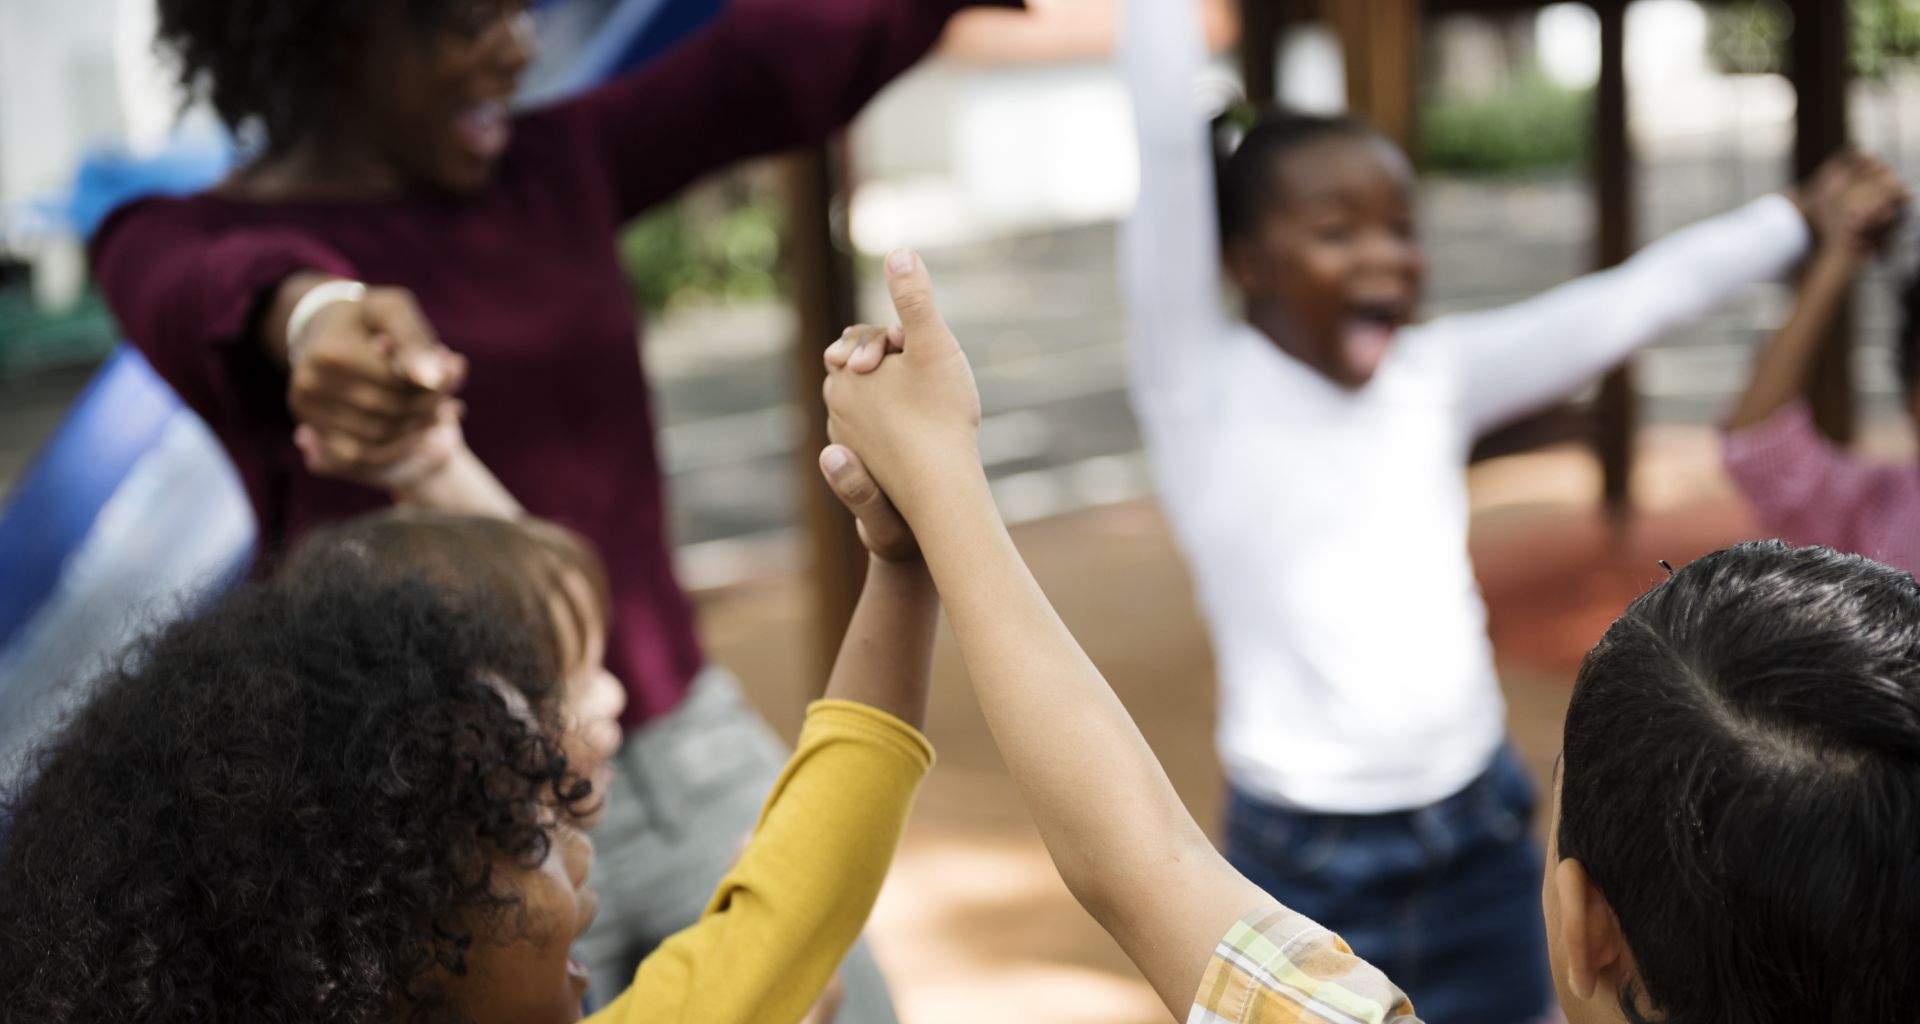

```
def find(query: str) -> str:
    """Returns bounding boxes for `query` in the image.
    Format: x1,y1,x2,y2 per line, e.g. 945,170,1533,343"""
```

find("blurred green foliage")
1709,0,1920,79
0,286,116,376
1419,74,1593,175
618,181,786,313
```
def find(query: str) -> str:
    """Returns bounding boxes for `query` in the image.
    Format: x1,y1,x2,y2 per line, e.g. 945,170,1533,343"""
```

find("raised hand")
1729,151,1905,431
820,250,983,515
284,280,468,486
824,323,904,375
1799,150,1909,255
820,444,919,562
295,396,465,491
1834,156,1908,253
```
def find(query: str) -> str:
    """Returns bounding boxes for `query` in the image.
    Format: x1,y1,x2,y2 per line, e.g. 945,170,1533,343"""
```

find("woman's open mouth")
454,99,512,160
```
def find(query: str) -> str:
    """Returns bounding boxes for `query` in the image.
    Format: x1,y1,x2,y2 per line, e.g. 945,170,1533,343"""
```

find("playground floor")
702,424,1883,1024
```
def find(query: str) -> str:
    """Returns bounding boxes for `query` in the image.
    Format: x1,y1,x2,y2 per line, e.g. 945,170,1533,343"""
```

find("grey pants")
576,668,898,1022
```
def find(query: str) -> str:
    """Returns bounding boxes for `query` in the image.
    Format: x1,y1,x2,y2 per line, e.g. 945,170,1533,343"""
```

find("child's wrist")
893,447,989,514
867,554,934,590
1812,239,1866,274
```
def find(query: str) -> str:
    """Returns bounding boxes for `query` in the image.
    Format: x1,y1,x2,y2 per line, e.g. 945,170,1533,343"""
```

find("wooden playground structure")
783,0,1861,678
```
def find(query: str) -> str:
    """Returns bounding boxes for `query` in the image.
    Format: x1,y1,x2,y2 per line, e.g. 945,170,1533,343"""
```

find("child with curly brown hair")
0,447,939,1024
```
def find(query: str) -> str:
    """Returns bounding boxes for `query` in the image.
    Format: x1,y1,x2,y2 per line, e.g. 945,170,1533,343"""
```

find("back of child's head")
1559,541,1920,1022
1210,106,1380,246
283,509,610,693
0,561,589,1022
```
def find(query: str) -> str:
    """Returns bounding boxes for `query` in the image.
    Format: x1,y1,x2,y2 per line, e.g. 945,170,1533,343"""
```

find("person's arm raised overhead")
590,431,937,1024
1441,154,1856,439
1120,0,1232,408
1728,153,1909,430
560,0,1023,223
821,252,1271,1018
1720,155,1909,545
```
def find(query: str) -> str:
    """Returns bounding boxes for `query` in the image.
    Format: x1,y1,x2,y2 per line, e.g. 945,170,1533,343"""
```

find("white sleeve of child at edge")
1120,0,1229,413
1441,192,1811,438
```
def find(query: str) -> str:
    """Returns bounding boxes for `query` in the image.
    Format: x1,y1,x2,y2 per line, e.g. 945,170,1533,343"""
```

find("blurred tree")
619,169,787,313
1710,0,1920,79
1419,73,1592,175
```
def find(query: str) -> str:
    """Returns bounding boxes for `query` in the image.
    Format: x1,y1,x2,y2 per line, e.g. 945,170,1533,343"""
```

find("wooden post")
1330,0,1422,152
1787,0,1854,443
1239,0,1285,105
783,143,868,687
1592,0,1635,515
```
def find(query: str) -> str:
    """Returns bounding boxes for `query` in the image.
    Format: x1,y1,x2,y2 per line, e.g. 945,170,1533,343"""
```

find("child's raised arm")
1728,152,1909,430
1442,166,1827,439
816,435,939,730
591,436,939,1024
295,396,524,519
822,252,1271,1017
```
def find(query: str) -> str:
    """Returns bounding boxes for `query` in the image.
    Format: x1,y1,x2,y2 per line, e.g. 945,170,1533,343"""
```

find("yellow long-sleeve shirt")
585,699,934,1024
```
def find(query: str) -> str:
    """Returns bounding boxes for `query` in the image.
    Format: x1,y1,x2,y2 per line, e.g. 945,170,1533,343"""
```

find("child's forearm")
603,702,931,1024
393,446,524,519
821,557,939,730
897,460,1264,1013
911,469,1209,882
1728,243,1864,430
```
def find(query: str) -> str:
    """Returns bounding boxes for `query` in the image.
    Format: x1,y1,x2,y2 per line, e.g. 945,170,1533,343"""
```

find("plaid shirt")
1188,907,1421,1024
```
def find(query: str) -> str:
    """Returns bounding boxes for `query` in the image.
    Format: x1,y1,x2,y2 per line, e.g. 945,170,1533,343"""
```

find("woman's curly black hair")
154,0,467,153
0,560,591,1023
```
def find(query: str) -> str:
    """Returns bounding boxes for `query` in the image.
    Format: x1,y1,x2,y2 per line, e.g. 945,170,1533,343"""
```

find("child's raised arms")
821,251,1273,1017
1728,151,1910,431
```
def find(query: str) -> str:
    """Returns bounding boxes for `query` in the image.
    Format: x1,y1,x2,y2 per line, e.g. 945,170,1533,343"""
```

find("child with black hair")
823,246,1920,1024
1723,152,1918,571
0,449,938,1024
1118,2,1861,1019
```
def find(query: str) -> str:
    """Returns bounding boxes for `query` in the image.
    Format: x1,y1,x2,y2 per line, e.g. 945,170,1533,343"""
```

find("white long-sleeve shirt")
1121,0,1812,813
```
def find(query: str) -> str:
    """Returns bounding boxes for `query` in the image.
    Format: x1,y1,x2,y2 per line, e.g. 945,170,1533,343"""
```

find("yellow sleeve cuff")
801,698,936,773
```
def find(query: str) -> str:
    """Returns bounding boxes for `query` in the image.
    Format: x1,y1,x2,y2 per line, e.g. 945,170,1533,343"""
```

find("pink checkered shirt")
1724,401,1920,574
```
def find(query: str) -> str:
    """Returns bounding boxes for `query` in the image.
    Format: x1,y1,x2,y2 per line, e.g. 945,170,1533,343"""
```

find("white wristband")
285,279,368,365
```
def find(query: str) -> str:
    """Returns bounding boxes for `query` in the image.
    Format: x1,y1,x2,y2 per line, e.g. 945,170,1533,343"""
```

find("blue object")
67,140,232,240
525,0,725,102
0,348,187,650
0,349,254,770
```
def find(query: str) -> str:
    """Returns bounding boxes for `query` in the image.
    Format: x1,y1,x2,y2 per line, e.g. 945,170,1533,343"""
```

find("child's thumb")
820,445,884,516
884,249,958,356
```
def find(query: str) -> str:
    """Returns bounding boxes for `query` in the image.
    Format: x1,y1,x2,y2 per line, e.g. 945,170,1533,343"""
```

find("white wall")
0,0,134,208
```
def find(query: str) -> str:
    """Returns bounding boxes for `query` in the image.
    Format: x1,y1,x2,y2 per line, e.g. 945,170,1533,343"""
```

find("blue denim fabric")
1224,746,1555,1024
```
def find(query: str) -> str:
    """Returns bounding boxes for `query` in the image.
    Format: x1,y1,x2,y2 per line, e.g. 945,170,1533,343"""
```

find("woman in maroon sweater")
93,0,1012,1012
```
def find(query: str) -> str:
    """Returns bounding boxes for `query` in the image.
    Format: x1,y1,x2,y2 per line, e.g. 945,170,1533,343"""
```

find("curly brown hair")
0,560,591,1022
282,510,611,690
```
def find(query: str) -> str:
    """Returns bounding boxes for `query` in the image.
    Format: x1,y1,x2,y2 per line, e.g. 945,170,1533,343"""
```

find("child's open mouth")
1339,301,1407,382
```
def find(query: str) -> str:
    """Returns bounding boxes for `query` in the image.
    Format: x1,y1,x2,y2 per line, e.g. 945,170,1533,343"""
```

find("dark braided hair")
154,0,472,153
1209,104,1377,246
0,561,591,1023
